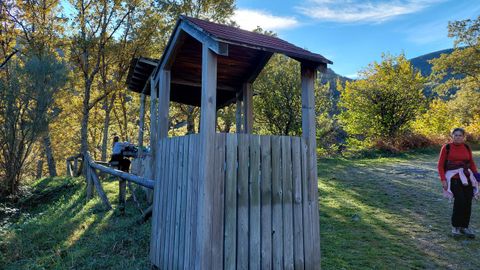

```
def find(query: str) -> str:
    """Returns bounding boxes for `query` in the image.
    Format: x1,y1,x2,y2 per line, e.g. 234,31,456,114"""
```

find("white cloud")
232,9,300,31
296,0,445,23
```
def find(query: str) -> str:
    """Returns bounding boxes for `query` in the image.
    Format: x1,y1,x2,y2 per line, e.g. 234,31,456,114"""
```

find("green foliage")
339,54,426,143
412,99,461,141
0,54,67,195
253,55,334,139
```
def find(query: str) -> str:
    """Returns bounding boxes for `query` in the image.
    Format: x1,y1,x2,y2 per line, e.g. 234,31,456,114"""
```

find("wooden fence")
151,133,319,269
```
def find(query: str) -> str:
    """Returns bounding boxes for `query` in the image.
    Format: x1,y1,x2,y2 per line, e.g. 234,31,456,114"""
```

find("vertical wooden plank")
212,134,226,270
168,138,180,269
196,44,218,270
224,134,238,270
292,137,305,270
179,136,190,270
282,137,294,270
242,83,253,134
189,135,201,270
183,135,195,269
157,139,169,266
172,138,185,268
237,133,249,270
271,136,283,270
301,64,320,269
163,138,177,269
260,136,272,270
301,138,313,270
152,139,165,266
249,135,261,269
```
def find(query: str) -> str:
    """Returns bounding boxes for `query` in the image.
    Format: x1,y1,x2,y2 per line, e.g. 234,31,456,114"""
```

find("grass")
0,177,151,270
1,147,480,269
319,147,480,269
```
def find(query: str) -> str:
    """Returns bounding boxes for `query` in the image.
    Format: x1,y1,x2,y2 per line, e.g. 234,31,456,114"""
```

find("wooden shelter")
127,15,332,270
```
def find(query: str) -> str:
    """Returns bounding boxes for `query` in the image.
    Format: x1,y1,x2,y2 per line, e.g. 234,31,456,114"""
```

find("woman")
437,128,477,238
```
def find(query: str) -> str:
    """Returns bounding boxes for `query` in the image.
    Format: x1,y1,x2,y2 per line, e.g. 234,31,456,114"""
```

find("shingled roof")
181,16,332,65
127,16,332,108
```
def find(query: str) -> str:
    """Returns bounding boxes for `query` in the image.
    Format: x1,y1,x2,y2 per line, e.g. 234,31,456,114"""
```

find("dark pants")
451,178,474,228
110,154,131,172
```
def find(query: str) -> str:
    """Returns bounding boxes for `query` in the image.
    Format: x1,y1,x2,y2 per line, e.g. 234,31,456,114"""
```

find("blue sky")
232,0,480,78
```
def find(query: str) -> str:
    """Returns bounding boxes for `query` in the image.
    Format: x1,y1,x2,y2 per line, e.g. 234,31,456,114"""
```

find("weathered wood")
301,64,321,269
119,178,127,213
178,136,190,270
66,160,73,177
242,83,253,133
196,44,218,270
137,92,146,151
188,135,201,269
212,134,226,270
36,160,43,179
158,69,171,139
271,136,283,269
164,138,178,269
282,136,294,270
89,167,112,210
237,134,249,270
86,160,94,201
156,139,170,266
235,93,242,133
292,137,305,270
73,158,78,176
172,138,185,269
260,136,272,270
89,162,154,189
249,135,261,269
224,134,238,270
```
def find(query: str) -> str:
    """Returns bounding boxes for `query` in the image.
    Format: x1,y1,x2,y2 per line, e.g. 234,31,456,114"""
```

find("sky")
232,0,480,78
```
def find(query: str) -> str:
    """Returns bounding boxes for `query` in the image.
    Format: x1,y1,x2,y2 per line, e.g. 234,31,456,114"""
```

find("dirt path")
319,151,480,270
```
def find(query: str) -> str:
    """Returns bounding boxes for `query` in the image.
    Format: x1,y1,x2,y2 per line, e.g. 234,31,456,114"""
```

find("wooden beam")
171,78,236,92
301,63,321,269
196,44,217,270
89,162,155,189
159,25,188,71
246,51,273,83
242,83,253,133
180,20,229,56
150,77,158,150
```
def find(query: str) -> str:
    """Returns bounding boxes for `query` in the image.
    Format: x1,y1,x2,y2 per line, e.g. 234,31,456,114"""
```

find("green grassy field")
1,148,479,269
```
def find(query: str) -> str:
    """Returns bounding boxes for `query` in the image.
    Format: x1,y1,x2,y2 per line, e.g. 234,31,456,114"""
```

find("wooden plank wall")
151,133,318,270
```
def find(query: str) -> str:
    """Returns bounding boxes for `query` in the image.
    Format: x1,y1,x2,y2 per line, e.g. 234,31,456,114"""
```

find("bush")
373,133,435,152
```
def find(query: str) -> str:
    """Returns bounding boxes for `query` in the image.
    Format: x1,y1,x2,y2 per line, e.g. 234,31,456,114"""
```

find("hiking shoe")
460,227,476,239
452,227,462,237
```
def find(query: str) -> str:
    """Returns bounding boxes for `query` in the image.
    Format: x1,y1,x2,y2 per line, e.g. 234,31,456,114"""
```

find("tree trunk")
101,95,115,161
80,79,92,175
43,129,57,177
186,106,196,134
36,160,43,179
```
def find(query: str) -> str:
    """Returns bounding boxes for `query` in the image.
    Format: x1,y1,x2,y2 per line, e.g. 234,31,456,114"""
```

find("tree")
0,54,66,195
254,55,333,137
338,54,426,143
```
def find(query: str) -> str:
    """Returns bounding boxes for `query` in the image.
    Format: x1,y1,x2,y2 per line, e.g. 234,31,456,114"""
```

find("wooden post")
36,160,43,179
119,178,126,213
242,83,253,133
73,158,78,176
150,76,159,152
196,44,217,270
235,92,243,133
301,63,321,269
137,91,146,153
157,69,171,139
66,160,72,177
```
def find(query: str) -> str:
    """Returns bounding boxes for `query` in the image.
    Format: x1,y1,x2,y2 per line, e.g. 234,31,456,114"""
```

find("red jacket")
437,143,478,182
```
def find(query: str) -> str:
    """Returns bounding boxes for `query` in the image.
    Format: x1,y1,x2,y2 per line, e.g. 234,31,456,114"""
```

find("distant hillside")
409,48,454,76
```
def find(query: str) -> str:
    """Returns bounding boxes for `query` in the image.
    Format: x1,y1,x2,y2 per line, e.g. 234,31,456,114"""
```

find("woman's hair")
451,127,466,136
113,135,120,143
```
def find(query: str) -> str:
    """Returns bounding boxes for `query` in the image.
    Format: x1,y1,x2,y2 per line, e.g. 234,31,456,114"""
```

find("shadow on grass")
318,154,480,270
0,177,151,270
